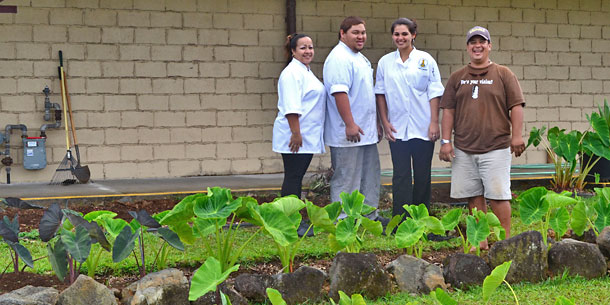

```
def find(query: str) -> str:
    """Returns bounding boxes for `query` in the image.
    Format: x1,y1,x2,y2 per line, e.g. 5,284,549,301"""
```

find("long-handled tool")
63,56,90,183
50,51,78,185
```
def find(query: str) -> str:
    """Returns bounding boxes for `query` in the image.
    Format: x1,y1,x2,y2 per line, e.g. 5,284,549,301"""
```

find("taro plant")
112,209,184,277
160,187,262,273
467,208,505,256
188,256,239,302
393,204,445,258
571,187,610,237
0,215,34,273
517,187,577,246
82,210,129,277
583,99,610,164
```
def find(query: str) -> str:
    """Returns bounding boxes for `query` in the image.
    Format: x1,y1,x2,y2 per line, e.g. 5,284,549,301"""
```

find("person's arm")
439,108,455,162
333,92,363,143
510,104,525,157
375,94,396,142
285,113,302,153
428,97,440,142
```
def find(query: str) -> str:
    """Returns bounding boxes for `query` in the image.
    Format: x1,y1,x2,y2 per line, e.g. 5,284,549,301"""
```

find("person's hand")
289,132,303,153
428,123,440,142
346,123,364,143
511,135,525,157
382,122,397,142
439,143,455,162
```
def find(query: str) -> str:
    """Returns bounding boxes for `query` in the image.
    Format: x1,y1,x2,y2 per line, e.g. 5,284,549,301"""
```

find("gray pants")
330,144,381,220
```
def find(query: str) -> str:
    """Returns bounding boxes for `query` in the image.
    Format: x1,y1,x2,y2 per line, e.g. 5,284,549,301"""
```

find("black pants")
389,138,434,216
281,153,313,197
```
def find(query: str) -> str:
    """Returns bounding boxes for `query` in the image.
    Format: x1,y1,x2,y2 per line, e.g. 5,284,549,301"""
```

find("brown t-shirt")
440,63,525,154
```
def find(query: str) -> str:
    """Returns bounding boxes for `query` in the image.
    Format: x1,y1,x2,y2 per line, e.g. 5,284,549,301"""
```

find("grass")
1,197,609,304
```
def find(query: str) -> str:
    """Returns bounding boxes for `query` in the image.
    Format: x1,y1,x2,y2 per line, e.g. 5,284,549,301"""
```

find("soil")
0,191,454,295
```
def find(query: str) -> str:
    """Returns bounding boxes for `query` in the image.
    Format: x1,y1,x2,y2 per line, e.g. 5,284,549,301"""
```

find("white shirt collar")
291,57,310,71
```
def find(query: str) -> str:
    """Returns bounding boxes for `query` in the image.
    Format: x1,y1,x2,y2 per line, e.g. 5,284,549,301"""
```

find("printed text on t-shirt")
460,79,494,85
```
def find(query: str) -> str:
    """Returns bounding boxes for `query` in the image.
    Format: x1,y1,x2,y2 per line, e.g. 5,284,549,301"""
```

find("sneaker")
297,220,314,237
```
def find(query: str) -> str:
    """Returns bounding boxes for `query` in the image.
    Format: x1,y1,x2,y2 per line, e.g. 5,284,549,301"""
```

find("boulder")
58,275,117,305
328,252,391,301
121,268,189,305
572,228,597,244
386,255,446,295
0,285,59,305
233,273,274,303
191,283,248,305
488,230,548,283
272,266,327,305
548,239,607,279
442,253,490,289
596,226,610,258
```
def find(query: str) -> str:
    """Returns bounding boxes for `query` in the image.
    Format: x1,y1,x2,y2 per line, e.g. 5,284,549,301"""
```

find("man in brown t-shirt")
439,26,525,244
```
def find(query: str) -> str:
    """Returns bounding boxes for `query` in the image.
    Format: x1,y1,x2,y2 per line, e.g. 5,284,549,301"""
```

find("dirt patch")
0,272,69,294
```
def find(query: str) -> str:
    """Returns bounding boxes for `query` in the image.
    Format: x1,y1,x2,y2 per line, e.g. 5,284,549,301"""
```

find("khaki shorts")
450,147,512,200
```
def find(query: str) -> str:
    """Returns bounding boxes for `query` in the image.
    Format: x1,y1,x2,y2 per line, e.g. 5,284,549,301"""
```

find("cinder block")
581,81,603,94
558,53,580,66
154,144,186,159
154,112,186,127
202,127,232,142
570,66,592,80
118,11,150,27
229,30,259,46
559,107,582,121
535,51,558,64
217,143,247,159
548,94,571,107
217,111,246,126
316,1,342,16
499,8,523,22
186,144,216,159
244,14,274,30
15,7,49,24
169,94,200,110
537,80,559,93
16,43,50,59
200,94,233,110
167,29,197,44
120,79,152,94
216,78,245,94
372,3,398,18
170,127,203,143
231,159,262,173
259,30,285,47
213,13,243,29
184,78,215,94
536,107,559,121
0,79,17,94
134,0,164,11
88,112,121,127
524,66,546,79
152,79,184,94
246,79,275,93
151,12,182,27
87,45,119,60
474,7,499,21
591,12,610,26
69,27,101,43
121,111,154,128
184,12,213,28
570,39,591,52
166,0,197,12
104,162,139,179
246,142,273,158
247,110,276,125
259,62,284,78
87,78,119,93
33,26,64,42
244,47,274,62
523,94,549,107
168,62,198,77
572,94,595,107
559,81,581,93
105,95,137,111
186,111,216,126
568,11,591,25
438,50,463,64
50,8,83,25
512,23,534,36
232,126,263,142
67,0,98,8
120,45,151,60
74,129,104,145
135,28,166,44
546,66,569,80
137,160,169,178
152,46,182,61
1,95,35,111
138,128,170,144
69,61,102,77
438,21,464,35
87,146,120,162
231,94,262,110
184,46,213,61
523,9,545,23
261,158,283,174
581,26,601,39
121,145,153,161
592,39,610,52
102,28,134,43
104,128,138,144
84,9,117,26
18,78,52,94
343,1,371,17
547,10,568,23
229,62,258,78
135,62,167,77
102,62,134,77
0,43,15,59
512,51,535,65
201,159,231,175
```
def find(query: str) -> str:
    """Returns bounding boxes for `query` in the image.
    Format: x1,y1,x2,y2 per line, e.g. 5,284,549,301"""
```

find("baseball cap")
466,26,491,43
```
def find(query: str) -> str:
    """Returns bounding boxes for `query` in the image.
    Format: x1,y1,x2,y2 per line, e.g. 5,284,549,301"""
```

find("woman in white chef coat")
375,18,445,217
272,33,326,201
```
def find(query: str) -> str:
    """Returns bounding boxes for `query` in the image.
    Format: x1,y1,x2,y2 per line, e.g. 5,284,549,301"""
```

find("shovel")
61,51,90,183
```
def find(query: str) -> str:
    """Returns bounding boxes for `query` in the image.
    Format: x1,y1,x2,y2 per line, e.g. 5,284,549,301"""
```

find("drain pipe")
286,0,296,35
2,124,27,184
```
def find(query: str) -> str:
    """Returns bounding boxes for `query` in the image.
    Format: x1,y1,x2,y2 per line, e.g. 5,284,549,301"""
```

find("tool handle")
59,66,70,151
59,50,63,67
63,69,78,145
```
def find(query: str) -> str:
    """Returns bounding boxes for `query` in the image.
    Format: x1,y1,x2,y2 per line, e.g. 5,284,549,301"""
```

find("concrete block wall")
0,0,608,182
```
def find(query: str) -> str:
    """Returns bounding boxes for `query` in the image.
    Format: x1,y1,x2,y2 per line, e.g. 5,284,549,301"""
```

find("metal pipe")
2,124,27,184
40,103,62,137
286,0,296,35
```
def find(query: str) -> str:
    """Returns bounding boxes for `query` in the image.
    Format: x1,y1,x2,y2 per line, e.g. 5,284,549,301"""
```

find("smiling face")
467,36,492,67
292,36,314,67
392,24,415,51
340,23,367,53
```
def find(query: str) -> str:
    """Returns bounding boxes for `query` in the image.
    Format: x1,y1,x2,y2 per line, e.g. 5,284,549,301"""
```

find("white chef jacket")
323,41,377,147
374,48,445,141
272,58,326,154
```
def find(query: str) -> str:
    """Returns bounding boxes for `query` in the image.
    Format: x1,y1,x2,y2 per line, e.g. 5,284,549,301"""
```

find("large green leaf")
422,216,445,235
544,192,577,209
549,207,570,239
273,196,305,218
570,201,589,236
593,199,610,233
83,211,117,223
193,218,217,238
266,288,287,305
595,187,610,204
306,201,335,234
188,257,239,301
324,201,343,222
385,215,403,237
430,287,457,305
10,242,34,269
170,221,197,245
441,209,462,231
340,190,364,218
39,203,64,242
482,261,512,303
104,218,129,239
466,215,490,248
194,188,242,220
583,133,610,160
0,218,18,243
250,203,297,247
112,225,138,263
486,212,506,240
128,210,161,228
558,130,581,162
404,204,429,222
160,193,198,225
158,227,185,251
360,204,376,217
233,196,258,224
47,239,68,281
526,126,545,148
61,226,92,264
335,217,358,248
360,217,383,236
395,218,425,248
589,112,610,147
518,187,549,225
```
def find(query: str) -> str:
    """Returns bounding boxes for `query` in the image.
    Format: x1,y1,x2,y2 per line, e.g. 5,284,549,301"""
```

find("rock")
386,255,446,295
233,273,274,303
488,230,548,283
191,283,248,305
58,275,117,305
272,266,327,305
328,252,391,301
121,268,189,305
0,285,59,305
442,253,490,289
548,239,607,279
572,228,597,244
596,226,610,258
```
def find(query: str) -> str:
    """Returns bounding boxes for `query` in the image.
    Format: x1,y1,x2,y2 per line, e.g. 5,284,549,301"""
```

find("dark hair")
284,33,310,63
338,16,365,39
390,18,417,43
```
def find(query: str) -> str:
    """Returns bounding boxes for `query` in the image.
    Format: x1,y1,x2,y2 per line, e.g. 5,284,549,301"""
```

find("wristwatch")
440,139,451,145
